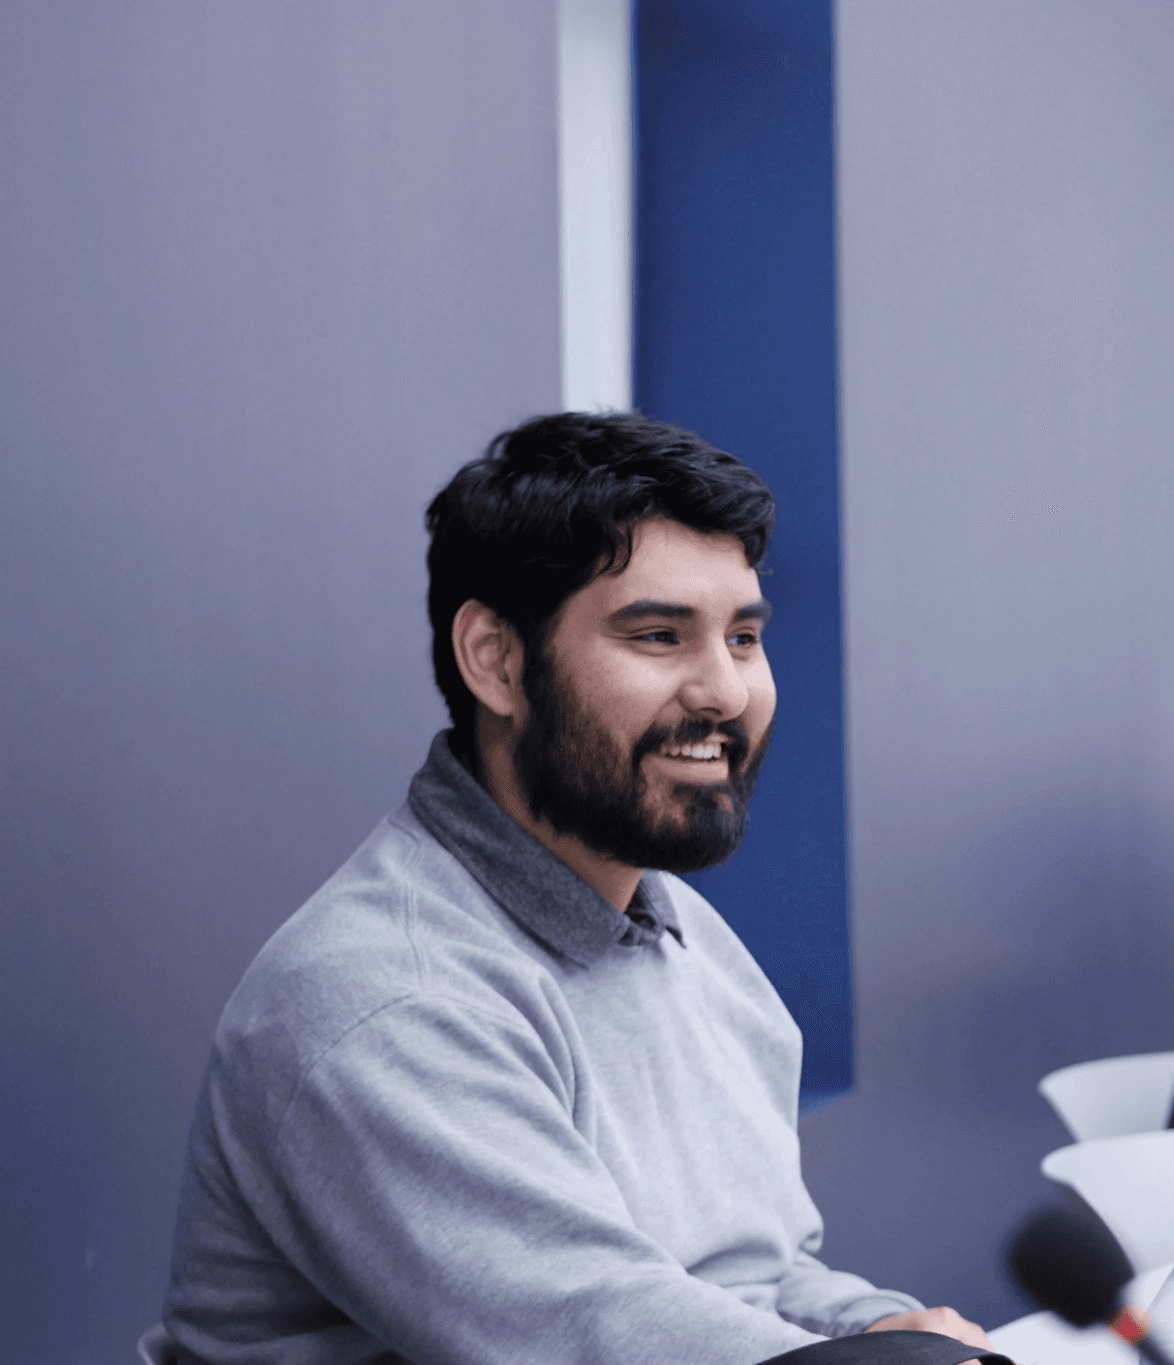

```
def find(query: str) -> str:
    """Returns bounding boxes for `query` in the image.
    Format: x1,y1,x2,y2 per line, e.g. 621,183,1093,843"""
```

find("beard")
510,644,775,875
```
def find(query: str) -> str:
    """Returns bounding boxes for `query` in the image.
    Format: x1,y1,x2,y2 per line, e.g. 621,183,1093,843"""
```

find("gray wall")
0,4,559,1360
799,0,1174,1329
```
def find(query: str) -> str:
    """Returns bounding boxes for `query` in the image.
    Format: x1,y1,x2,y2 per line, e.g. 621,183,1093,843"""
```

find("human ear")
450,599,525,720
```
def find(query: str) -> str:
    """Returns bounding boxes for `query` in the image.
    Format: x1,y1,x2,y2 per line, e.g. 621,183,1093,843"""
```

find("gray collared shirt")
408,729,684,966
164,731,924,1365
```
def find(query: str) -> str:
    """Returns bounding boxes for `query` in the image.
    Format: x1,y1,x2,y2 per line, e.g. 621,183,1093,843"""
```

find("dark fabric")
756,1330,1013,1365
407,729,684,965
170,1331,1004,1365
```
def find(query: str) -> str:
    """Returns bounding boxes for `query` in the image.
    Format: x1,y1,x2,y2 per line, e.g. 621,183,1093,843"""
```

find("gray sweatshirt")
164,731,923,1364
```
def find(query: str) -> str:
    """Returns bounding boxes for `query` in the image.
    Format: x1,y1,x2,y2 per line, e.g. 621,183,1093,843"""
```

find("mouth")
656,741,727,764
648,740,732,783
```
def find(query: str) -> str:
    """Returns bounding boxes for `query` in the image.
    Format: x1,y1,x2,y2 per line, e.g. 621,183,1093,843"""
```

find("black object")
1007,1196,1174,1365
1006,1196,1134,1327
755,1330,1012,1364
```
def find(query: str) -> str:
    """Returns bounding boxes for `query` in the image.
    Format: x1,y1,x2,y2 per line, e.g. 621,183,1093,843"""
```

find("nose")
677,635,750,719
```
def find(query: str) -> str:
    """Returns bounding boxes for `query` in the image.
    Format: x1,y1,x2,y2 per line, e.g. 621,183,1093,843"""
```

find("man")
164,413,993,1364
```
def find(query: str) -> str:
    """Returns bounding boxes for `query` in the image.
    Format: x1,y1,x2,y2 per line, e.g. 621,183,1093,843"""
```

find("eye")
729,631,760,648
635,629,678,644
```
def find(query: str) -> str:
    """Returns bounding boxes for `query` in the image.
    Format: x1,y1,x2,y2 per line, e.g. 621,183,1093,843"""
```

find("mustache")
633,718,751,773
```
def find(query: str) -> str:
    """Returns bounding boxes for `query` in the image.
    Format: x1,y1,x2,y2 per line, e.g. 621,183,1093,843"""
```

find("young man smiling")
163,413,993,1365
455,514,777,912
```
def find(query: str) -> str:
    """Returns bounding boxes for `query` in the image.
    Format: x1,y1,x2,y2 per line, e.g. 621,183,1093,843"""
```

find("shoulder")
652,871,760,969
214,805,565,1100
652,872,803,1044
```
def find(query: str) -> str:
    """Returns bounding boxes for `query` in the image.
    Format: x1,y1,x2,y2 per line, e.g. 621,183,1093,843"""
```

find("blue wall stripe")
634,0,851,1101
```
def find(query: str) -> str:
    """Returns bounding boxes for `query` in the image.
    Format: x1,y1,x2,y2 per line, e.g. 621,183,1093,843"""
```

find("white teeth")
662,743,722,760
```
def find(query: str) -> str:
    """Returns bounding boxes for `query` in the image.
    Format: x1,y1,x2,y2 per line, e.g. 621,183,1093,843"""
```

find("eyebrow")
608,597,773,627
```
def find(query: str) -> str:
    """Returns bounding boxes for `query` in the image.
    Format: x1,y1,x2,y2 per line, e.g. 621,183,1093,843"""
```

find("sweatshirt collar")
408,731,684,968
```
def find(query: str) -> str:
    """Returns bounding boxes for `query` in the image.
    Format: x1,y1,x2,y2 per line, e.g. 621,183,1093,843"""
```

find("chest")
555,946,814,1271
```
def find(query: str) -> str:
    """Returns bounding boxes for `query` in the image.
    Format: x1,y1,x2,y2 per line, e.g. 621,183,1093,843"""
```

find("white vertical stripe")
557,0,633,412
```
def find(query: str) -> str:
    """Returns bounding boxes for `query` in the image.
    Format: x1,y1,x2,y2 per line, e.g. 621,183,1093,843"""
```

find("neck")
472,719,643,914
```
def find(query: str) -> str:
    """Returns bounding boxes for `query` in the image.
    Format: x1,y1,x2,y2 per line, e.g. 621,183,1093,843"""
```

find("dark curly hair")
425,410,775,756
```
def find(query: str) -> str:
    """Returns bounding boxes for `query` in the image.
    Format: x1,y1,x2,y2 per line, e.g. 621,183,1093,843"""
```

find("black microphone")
1006,1197,1172,1365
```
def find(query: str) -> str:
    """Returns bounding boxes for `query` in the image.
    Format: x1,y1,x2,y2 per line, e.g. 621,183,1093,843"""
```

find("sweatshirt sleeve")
196,991,831,1365
774,1242,926,1337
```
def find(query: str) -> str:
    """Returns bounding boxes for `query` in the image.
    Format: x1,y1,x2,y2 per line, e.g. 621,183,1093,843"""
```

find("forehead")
573,517,760,621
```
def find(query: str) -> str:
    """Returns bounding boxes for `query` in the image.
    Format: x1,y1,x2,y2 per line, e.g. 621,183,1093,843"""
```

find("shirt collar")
408,731,684,968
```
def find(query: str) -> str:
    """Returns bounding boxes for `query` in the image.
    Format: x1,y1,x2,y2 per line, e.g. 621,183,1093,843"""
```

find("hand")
866,1306,996,1363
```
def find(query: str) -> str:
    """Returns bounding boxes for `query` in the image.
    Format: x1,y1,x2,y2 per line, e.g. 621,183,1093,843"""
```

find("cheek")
581,652,670,714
